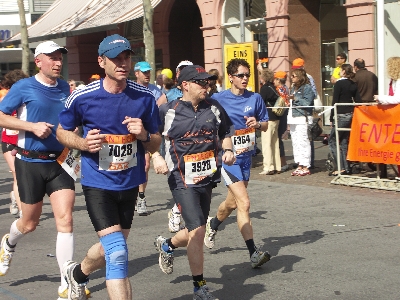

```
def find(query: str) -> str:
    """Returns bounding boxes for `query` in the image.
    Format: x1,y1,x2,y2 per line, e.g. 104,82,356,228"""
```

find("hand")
222,151,236,166
85,129,106,153
153,155,168,174
32,122,54,139
122,116,147,141
243,116,258,129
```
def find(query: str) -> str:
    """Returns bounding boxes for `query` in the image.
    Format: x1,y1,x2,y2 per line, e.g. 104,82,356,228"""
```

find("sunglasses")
232,73,251,79
189,79,209,87
336,57,344,60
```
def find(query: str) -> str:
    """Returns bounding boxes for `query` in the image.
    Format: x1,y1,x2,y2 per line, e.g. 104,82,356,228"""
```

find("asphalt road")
0,139,399,300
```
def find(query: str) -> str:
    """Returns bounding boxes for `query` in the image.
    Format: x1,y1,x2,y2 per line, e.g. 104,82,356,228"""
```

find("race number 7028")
108,144,133,157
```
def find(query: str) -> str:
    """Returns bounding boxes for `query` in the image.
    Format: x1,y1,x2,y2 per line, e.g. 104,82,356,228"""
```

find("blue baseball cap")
98,34,134,58
134,61,152,72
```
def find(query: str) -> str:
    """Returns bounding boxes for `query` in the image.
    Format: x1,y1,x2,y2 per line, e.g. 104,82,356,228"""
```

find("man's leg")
137,152,150,216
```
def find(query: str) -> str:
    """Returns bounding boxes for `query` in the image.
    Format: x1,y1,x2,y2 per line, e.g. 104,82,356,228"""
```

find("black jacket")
260,82,280,121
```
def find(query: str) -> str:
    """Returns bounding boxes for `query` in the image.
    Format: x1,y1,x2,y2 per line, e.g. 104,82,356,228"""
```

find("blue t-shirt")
0,76,70,162
166,87,182,102
147,83,163,101
212,89,269,157
59,79,161,190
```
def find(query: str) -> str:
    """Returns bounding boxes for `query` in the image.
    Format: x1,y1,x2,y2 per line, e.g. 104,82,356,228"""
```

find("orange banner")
348,105,400,164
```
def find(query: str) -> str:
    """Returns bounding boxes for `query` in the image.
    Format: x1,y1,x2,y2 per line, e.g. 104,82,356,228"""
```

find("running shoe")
291,168,302,176
298,169,311,176
62,260,88,300
204,217,217,249
137,197,148,216
154,236,174,275
193,285,219,300
0,234,14,276
168,209,183,233
58,286,91,299
250,248,271,268
9,192,19,215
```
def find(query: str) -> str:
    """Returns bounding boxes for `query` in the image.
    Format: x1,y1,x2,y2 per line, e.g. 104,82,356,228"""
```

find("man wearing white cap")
134,61,167,216
0,40,90,299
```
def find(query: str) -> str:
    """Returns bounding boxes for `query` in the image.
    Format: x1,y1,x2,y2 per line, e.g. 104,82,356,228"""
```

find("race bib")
57,148,80,180
99,134,137,172
5,129,18,136
184,150,217,184
231,128,256,155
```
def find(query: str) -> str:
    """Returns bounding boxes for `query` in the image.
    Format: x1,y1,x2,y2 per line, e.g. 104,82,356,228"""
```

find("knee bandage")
100,231,128,280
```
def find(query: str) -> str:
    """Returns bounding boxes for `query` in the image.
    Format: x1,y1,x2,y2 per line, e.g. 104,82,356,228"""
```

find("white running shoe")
137,197,148,216
0,234,14,276
154,236,174,275
9,192,18,215
62,260,88,300
204,217,217,249
168,209,183,233
58,285,91,299
250,248,271,268
193,285,219,300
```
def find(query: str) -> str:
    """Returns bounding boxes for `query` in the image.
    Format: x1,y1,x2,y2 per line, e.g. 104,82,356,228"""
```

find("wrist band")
224,149,233,153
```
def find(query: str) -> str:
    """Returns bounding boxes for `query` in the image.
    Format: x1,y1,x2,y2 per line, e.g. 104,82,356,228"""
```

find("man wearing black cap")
154,65,235,300
0,40,90,299
56,34,161,300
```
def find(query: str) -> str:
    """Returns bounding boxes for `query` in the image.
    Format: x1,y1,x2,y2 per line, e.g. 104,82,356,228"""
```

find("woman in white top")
374,57,400,104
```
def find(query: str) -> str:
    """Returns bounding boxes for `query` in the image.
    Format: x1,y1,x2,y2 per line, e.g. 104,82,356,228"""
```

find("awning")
0,48,34,63
1,0,162,46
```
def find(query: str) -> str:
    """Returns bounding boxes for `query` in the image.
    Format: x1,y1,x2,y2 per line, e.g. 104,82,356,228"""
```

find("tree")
143,0,155,83
17,0,30,75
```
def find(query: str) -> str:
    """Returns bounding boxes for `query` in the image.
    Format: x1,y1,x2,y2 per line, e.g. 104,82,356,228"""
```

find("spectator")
353,58,378,103
288,69,315,176
328,64,361,176
88,74,100,83
331,53,347,84
67,79,76,92
259,69,281,175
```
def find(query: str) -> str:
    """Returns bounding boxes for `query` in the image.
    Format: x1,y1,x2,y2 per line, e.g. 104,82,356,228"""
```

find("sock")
245,239,256,257
162,238,175,253
172,204,180,214
192,274,205,291
56,232,74,287
210,217,222,231
73,264,89,284
7,220,24,249
138,192,145,199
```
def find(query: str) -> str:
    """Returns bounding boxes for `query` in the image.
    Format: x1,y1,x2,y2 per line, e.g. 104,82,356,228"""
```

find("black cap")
177,65,217,85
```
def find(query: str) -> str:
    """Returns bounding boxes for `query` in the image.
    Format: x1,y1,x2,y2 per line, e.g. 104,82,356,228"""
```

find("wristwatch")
257,121,262,130
143,131,151,142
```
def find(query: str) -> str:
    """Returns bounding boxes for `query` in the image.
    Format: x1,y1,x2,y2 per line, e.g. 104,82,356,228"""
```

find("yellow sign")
223,42,255,92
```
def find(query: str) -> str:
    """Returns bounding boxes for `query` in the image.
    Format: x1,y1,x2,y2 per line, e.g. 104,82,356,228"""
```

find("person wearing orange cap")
89,74,100,83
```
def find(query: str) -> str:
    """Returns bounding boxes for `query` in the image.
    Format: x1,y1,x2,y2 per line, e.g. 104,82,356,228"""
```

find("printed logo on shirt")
244,106,252,113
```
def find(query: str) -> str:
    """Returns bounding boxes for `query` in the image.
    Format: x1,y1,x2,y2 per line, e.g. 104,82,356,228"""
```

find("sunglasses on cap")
188,79,209,87
231,73,251,79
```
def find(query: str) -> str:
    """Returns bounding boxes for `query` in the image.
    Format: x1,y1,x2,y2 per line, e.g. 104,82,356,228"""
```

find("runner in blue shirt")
56,34,161,300
205,58,272,269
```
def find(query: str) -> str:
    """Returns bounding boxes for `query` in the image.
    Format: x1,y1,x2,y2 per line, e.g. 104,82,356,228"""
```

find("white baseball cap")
34,41,68,58
176,60,193,71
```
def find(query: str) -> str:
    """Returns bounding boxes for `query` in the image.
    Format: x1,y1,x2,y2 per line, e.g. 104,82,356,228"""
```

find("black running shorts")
2,142,16,154
171,185,213,232
82,186,138,232
15,158,75,204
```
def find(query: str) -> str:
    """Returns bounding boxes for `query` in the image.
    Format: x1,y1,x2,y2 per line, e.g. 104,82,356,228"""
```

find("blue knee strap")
100,231,128,280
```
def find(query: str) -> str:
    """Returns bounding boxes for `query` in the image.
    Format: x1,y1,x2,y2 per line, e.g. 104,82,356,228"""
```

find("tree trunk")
143,0,155,84
17,0,30,75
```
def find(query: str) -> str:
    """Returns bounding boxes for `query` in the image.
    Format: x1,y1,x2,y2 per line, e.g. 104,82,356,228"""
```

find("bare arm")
156,94,168,107
221,136,236,165
56,125,105,153
0,111,53,139
244,116,268,132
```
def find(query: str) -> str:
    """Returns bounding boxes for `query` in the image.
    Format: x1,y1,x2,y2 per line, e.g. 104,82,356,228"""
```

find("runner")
0,41,90,299
154,65,235,300
56,34,161,300
205,58,271,268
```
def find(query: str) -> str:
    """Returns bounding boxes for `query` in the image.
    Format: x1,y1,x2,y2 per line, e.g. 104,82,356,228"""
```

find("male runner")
134,61,167,216
0,40,90,299
205,58,271,268
154,65,235,300
56,34,161,300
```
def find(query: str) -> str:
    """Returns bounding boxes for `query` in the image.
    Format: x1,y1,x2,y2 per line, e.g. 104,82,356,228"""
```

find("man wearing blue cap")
134,61,167,216
56,34,162,300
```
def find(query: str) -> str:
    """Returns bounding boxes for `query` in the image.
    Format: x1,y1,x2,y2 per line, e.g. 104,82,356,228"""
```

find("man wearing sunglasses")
205,58,271,269
331,53,347,84
154,65,235,300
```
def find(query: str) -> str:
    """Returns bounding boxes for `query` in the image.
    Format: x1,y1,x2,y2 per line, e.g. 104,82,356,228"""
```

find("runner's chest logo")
244,106,252,113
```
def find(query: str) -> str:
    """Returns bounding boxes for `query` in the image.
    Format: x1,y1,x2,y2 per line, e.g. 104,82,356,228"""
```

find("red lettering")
384,124,391,144
392,124,400,144
109,162,129,170
368,124,382,143
359,123,368,142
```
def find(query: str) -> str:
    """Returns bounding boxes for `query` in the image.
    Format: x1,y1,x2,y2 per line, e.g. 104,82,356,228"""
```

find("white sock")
7,220,24,250
56,232,74,287
172,204,180,214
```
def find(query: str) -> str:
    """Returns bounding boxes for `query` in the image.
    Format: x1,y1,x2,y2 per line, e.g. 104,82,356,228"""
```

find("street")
0,139,399,300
